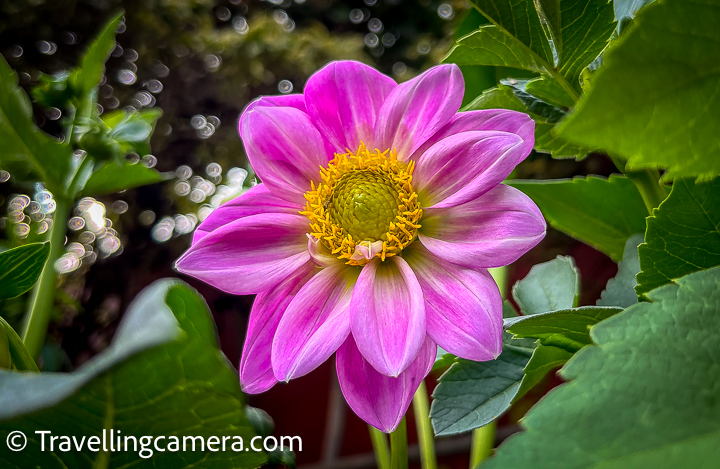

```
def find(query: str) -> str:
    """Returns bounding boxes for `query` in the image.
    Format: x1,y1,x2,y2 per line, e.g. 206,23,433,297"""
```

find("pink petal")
404,244,502,361
305,60,396,151
243,93,307,114
272,264,357,381
175,212,311,295
192,184,301,244
374,64,464,160
350,256,426,377
239,106,333,203
419,184,546,269
413,130,528,209
240,264,315,394
336,335,436,433
410,109,534,161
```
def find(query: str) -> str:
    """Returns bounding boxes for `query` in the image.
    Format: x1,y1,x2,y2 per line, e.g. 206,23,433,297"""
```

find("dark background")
0,0,617,466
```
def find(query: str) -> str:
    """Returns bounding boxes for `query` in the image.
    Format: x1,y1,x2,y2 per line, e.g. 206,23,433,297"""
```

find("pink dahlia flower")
176,61,545,432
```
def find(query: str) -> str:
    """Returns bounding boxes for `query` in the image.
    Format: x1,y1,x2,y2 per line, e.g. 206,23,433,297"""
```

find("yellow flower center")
302,143,422,266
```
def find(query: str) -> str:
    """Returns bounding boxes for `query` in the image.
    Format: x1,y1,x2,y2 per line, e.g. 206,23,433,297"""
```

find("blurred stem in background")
413,380,437,469
470,421,496,468
390,417,408,469
369,425,391,469
469,266,507,468
22,196,70,360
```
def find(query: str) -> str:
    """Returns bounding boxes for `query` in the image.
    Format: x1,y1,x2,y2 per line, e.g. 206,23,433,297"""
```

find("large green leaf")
467,0,615,87
504,306,623,353
557,0,720,182
0,243,50,300
0,280,267,469
80,162,168,196
550,0,616,86
484,266,720,469
443,26,547,73
597,233,643,307
508,176,648,261
635,178,720,297
0,57,73,190
469,0,554,64
430,336,535,436
511,256,579,316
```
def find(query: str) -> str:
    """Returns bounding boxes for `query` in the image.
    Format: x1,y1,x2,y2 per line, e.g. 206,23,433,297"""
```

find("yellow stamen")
302,143,422,266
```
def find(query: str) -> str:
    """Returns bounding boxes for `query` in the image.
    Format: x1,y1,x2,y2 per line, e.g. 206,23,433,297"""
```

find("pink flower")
176,61,545,432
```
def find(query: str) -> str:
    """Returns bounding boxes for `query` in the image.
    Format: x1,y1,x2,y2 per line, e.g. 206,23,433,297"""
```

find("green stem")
369,426,391,469
22,195,70,359
412,381,437,469
610,155,667,213
469,422,496,468
389,417,408,469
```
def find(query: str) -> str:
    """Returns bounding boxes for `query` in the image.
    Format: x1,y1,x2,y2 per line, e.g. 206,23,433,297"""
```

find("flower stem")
389,417,408,469
412,380,437,469
609,155,667,213
469,422,496,468
369,426,391,469
22,195,70,359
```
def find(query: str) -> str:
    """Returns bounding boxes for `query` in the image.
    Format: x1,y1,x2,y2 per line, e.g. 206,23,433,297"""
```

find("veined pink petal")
239,106,333,203
192,183,301,244
305,61,396,151
243,93,307,114
404,244,502,361
272,264,358,381
413,130,527,209
240,263,315,394
350,256,426,377
175,212,311,295
374,64,464,160
419,184,546,269
336,335,436,433
410,109,534,160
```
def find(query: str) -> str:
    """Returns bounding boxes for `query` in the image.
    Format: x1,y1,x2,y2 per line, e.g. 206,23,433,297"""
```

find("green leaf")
0,56,73,190
433,347,456,371
0,242,50,300
534,122,590,159
443,26,548,73
515,345,573,398
511,256,579,316
557,0,720,182
483,266,720,469
0,279,267,469
73,13,124,96
551,0,616,87
430,335,535,436
80,162,168,196
468,0,615,88
504,306,623,353
0,317,38,372
508,176,648,261
635,178,720,297
0,327,9,369
465,86,588,159
597,233,643,307
524,76,575,108
500,79,566,123
468,0,555,64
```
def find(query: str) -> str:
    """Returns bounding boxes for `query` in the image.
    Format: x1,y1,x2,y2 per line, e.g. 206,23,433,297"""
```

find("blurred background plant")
0,0,618,466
